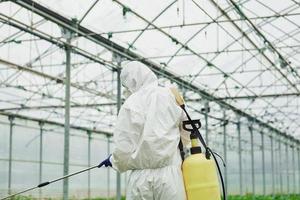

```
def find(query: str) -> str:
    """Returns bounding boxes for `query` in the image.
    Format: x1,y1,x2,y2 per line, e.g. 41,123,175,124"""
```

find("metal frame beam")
0,103,117,111
249,124,255,198
261,131,266,195
237,119,243,195
8,116,14,195
298,147,300,194
223,111,228,197
107,136,111,198
98,12,300,35
186,92,300,101
0,58,113,100
217,93,300,100
38,121,44,199
8,0,300,145
270,134,275,196
87,131,92,199
285,142,290,194
0,111,112,136
63,34,72,200
116,62,122,200
0,13,116,71
279,138,283,193
209,0,300,94
292,144,296,194
227,0,300,83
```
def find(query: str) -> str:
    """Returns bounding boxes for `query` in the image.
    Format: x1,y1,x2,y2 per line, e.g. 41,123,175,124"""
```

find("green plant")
228,194,300,200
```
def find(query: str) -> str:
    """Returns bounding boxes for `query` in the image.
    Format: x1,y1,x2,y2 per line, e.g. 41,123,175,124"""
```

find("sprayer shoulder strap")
178,139,184,161
169,87,226,199
169,87,185,161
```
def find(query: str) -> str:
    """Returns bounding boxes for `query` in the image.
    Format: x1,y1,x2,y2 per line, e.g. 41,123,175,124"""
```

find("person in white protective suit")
104,61,189,200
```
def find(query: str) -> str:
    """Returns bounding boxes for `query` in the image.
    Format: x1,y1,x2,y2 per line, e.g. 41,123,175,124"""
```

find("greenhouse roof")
0,0,299,140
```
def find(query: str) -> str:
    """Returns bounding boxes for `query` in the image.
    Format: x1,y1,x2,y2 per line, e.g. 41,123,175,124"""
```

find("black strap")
178,139,185,161
181,105,209,153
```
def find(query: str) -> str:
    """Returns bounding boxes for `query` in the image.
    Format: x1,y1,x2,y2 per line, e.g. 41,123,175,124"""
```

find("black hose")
208,148,227,200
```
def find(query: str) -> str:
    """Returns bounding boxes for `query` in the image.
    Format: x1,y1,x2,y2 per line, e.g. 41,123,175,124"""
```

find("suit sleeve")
110,105,144,173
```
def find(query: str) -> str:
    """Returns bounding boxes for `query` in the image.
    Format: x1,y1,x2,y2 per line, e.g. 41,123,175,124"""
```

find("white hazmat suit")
110,61,188,200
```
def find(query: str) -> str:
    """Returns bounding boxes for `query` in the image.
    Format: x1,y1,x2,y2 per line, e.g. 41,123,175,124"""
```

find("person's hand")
98,154,112,168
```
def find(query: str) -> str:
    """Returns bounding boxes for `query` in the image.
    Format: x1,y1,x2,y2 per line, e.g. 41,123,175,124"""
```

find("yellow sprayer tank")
182,138,221,200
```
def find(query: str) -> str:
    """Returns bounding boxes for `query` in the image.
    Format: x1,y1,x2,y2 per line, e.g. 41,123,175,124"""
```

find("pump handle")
170,87,185,106
183,119,201,131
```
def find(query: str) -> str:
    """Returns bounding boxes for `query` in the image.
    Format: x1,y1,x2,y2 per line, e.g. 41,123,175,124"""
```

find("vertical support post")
223,111,227,196
124,170,127,196
249,123,255,198
275,137,278,194
116,61,122,200
204,101,209,145
298,147,300,194
87,131,91,199
286,142,289,195
8,116,14,195
107,136,111,199
63,34,72,200
292,144,295,194
261,131,266,195
237,118,243,196
39,121,44,199
279,138,283,194
270,134,275,196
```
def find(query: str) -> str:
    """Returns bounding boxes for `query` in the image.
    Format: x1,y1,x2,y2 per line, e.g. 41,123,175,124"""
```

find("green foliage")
228,194,300,200
83,197,126,200
10,196,34,200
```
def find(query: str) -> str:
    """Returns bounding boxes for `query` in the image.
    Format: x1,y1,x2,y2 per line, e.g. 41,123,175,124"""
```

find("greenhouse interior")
0,0,300,200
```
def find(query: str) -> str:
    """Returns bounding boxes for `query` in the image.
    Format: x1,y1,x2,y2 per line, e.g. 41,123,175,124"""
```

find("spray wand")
1,159,109,200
